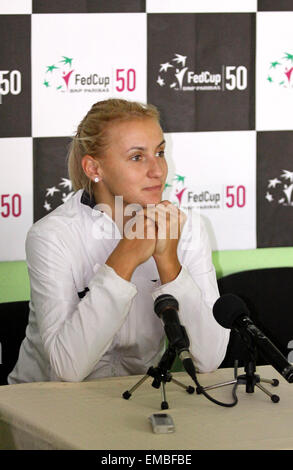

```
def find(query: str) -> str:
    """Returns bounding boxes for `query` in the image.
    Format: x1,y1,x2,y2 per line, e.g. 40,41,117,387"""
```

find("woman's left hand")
147,200,187,283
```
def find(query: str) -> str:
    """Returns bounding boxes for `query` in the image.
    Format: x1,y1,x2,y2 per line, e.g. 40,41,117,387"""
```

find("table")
0,365,293,450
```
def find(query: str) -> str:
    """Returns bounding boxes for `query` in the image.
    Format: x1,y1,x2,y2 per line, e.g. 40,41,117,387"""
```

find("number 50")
0,70,21,95
116,69,136,92
226,185,246,208
225,66,247,91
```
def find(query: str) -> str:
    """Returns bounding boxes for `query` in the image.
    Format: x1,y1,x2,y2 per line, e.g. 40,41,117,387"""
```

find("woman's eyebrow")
126,140,166,152
157,139,166,148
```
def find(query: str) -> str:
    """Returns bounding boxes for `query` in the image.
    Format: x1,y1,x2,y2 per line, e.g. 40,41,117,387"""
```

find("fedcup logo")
166,174,222,210
266,52,293,88
156,53,247,92
265,169,293,206
91,196,200,252
43,56,74,91
156,53,221,91
42,56,110,93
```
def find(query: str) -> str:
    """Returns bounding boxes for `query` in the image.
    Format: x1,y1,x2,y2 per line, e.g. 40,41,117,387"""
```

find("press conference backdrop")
1,0,293,302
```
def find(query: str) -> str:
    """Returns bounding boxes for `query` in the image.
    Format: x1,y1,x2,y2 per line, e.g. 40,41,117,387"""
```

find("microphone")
154,294,239,408
154,294,194,371
213,294,293,383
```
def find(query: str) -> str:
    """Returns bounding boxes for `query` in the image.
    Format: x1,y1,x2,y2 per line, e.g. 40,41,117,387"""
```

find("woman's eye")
155,150,165,157
131,155,141,161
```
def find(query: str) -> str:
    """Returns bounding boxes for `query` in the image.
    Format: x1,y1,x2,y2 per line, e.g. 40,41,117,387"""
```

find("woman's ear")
81,155,102,183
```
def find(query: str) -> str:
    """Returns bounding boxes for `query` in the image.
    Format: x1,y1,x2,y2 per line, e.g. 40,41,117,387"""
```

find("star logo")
281,169,293,182
60,178,73,190
268,178,281,188
270,61,281,68
42,56,74,92
173,54,187,67
265,192,273,202
163,174,187,208
60,56,73,67
156,76,165,87
265,169,293,206
46,186,60,197
43,201,51,211
46,65,59,73
267,52,293,88
159,62,173,73
156,53,189,90
43,177,74,213
174,174,186,185
283,53,293,63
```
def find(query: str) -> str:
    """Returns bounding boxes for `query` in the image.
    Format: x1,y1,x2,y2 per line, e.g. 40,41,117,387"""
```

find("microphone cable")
180,354,239,408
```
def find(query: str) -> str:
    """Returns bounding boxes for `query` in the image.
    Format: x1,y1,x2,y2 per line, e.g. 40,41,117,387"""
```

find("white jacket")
8,190,229,383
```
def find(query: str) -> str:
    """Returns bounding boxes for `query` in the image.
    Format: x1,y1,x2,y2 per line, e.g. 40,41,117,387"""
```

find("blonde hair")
67,98,160,198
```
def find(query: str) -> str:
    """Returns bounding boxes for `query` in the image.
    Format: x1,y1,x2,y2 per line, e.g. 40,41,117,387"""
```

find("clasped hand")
138,200,186,258
106,201,186,282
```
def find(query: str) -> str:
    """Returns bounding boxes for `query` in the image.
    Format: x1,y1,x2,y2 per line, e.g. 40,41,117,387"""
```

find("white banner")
0,138,33,261
163,131,256,251
256,12,293,131
32,13,147,137
0,0,32,14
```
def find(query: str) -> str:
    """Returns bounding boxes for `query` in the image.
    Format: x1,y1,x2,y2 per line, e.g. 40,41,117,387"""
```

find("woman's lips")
143,185,162,191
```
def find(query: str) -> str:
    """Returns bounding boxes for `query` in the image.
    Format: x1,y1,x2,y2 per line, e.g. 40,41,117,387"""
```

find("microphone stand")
196,342,280,403
122,345,195,409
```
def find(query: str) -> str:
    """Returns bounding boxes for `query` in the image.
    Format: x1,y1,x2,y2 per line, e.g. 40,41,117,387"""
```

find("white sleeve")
25,228,137,382
151,216,230,373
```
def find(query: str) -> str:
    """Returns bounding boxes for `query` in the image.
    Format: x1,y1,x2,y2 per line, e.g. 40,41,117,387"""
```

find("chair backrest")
217,267,293,368
0,301,29,385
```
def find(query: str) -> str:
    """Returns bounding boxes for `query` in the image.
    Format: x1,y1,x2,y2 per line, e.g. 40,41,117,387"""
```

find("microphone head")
213,294,250,329
154,294,179,318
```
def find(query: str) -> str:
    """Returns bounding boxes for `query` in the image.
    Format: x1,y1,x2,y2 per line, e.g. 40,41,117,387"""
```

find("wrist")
106,250,137,282
154,256,181,285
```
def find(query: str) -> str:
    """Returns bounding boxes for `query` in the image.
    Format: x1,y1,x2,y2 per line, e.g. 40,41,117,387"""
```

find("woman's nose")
147,156,164,178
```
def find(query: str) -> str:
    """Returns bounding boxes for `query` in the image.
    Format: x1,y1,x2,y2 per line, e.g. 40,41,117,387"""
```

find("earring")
94,176,100,183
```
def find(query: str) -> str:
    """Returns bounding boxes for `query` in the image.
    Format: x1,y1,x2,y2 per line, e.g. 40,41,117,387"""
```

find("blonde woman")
8,99,229,384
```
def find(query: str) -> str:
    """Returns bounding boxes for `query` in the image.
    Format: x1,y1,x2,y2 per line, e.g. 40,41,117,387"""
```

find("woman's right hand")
105,212,157,281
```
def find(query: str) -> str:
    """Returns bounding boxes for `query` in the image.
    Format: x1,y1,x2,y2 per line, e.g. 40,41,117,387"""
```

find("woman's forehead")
106,118,163,148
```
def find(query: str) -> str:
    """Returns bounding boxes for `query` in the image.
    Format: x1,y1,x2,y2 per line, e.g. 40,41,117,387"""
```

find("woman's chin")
142,196,163,207
143,191,164,205
123,192,164,208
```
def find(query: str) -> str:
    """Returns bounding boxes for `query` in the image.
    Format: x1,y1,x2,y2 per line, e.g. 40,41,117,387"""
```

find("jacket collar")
80,190,96,209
